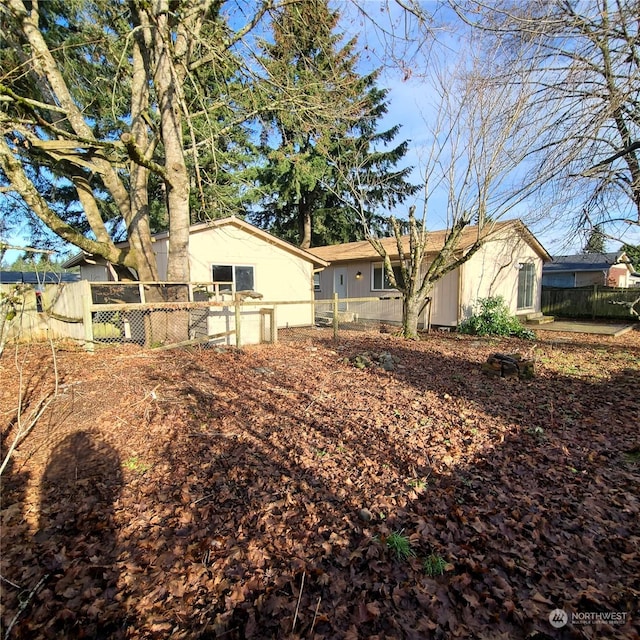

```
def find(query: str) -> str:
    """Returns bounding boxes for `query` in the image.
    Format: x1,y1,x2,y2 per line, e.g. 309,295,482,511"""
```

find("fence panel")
541,286,640,320
3,282,410,349
280,296,404,342
1,280,89,343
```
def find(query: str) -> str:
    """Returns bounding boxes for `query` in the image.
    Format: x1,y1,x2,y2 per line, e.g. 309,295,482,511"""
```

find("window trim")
371,262,404,291
211,264,255,293
517,261,535,310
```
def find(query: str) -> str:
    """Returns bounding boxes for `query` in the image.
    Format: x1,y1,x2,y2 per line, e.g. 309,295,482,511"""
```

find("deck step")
526,314,555,325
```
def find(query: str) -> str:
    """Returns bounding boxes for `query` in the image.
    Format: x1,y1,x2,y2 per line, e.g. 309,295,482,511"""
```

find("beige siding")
429,269,459,327
460,233,543,318
316,261,461,327
315,261,384,299
185,225,314,329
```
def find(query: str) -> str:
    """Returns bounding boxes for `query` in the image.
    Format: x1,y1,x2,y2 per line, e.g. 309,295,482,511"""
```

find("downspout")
457,261,464,327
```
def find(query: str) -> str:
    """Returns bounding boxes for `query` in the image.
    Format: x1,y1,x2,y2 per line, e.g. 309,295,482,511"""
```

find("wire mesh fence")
2,279,407,350
280,296,404,343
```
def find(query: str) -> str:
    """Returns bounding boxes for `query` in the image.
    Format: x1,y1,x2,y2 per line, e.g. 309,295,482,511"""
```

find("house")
308,220,551,328
0,271,80,286
62,217,329,340
542,252,635,288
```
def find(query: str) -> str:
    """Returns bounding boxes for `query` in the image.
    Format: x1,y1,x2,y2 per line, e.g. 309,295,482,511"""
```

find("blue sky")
2,1,639,267
338,1,640,257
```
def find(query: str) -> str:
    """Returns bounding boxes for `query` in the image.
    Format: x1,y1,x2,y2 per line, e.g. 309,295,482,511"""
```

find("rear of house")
61,217,327,345
309,220,549,328
542,252,635,288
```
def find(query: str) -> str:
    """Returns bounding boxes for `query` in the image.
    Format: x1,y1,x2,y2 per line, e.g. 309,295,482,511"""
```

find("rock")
482,353,535,380
358,508,373,522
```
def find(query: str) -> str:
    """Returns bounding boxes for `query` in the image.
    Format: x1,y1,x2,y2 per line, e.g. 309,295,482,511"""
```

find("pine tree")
583,224,607,254
252,0,419,248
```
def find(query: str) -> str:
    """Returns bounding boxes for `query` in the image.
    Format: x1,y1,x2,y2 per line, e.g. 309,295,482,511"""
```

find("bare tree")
328,41,546,338
449,0,640,245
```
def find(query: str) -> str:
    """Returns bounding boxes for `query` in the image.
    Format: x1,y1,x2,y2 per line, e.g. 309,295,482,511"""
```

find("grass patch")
123,456,151,474
423,553,447,577
386,530,415,561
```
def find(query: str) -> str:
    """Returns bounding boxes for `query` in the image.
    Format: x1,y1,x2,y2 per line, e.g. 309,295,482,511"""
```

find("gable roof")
62,216,329,270
543,252,632,273
308,219,551,263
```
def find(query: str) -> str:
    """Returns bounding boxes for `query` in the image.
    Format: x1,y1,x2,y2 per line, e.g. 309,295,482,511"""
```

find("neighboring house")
0,271,80,286
62,216,329,333
308,219,551,328
542,252,635,288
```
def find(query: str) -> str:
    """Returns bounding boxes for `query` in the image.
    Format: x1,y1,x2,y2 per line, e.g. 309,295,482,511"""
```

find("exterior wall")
542,273,576,288
315,260,461,327
607,265,629,287
575,271,606,287
79,263,111,282
315,260,376,300
153,225,315,328
429,270,459,326
459,233,543,319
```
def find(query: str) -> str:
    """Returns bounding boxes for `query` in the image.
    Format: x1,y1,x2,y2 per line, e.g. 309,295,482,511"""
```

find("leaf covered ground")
1,327,639,639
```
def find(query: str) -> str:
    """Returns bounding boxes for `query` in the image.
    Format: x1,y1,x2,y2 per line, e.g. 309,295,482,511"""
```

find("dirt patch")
1,328,639,639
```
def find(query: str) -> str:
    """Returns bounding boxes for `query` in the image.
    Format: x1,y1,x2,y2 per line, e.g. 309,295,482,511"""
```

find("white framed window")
372,263,404,291
211,264,255,292
313,273,321,291
517,262,535,309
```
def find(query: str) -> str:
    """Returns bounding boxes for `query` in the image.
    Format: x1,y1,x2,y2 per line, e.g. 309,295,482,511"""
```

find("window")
211,265,255,292
517,262,535,309
313,273,321,291
372,263,404,291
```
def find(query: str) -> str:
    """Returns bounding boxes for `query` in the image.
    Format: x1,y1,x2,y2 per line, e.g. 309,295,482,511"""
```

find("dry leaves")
1,328,639,639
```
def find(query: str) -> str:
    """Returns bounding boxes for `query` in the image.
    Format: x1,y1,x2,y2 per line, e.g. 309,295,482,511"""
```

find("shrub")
458,296,535,339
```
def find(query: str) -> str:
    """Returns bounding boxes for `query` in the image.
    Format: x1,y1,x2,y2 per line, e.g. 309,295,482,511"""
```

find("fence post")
592,284,598,320
82,281,94,353
333,293,339,340
234,295,242,347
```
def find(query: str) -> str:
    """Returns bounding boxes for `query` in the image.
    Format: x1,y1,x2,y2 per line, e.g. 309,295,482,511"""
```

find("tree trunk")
298,200,312,249
128,30,157,282
402,294,424,339
151,0,191,283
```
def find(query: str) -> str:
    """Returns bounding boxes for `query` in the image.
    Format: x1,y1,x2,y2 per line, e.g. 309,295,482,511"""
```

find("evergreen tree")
622,243,640,272
583,224,607,254
251,0,419,248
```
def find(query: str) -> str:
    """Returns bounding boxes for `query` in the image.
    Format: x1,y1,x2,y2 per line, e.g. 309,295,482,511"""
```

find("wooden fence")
2,281,404,350
541,285,640,320
1,280,88,344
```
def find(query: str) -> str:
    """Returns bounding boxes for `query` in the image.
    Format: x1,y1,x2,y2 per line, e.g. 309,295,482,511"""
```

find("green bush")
458,296,535,339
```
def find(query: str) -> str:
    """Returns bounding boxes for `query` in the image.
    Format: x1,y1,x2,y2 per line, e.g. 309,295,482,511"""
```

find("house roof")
307,219,551,263
543,251,632,273
62,216,329,270
0,271,80,284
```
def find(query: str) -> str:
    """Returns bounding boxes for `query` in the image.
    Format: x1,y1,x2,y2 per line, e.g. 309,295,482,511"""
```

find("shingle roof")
308,220,550,263
0,271,80,284
543,252,630,273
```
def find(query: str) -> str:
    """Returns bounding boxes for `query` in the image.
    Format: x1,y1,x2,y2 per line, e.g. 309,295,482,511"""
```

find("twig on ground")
310,595,322,635
193,493,217,505
0,339,59,476
0,574,21,589
3,573,49,640
292,571,306,633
